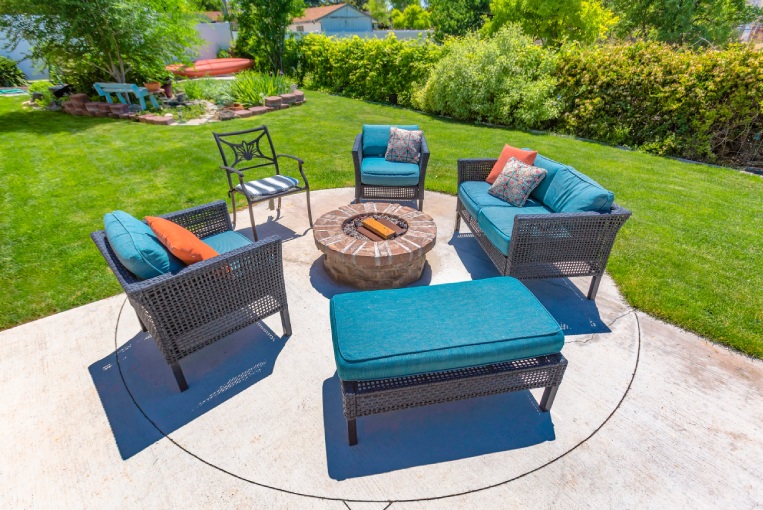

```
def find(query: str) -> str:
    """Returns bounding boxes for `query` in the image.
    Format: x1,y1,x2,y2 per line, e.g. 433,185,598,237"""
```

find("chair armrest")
352,134,363,180
458,159,497,185
276,154,309,186
162,200,233,238
507,205,631,271
419,134,430,175
133,236,287,350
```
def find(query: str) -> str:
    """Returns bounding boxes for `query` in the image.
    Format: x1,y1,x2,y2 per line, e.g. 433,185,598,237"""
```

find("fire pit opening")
342,214,408,241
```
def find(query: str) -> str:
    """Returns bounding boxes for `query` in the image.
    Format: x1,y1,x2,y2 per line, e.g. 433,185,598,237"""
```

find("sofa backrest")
362,124,420,157
529,151,615,213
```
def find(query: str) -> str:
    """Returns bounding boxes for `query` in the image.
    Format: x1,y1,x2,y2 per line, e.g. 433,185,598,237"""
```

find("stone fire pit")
313,203,437,289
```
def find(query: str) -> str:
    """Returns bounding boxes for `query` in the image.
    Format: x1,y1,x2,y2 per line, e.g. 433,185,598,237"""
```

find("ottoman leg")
347,419,358,446
539,385,559,412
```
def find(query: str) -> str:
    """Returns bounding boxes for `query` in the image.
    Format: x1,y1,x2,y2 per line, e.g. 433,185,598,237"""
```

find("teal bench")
93,82,160,111
330,277,567,445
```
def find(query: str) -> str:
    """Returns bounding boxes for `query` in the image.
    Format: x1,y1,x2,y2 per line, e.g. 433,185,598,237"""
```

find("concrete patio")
1,188,761,509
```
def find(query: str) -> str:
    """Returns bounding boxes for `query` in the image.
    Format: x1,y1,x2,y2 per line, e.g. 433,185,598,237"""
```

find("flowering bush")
413,25,560,129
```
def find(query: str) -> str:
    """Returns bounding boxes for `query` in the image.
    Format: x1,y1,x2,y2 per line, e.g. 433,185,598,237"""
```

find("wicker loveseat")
455,154,631,300
91,201,292,391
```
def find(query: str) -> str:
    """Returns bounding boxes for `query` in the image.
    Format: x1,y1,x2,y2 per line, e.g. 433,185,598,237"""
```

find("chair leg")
347,418,358,446
170,362,189,392
247,200,259,241
306,188,314,227
230,193,238,230
588,274,603,301
539,385,559,412
280,307,292,337
454,209,461,232
418,198,424,211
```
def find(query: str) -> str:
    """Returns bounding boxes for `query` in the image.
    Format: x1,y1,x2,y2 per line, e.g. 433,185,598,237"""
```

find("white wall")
195,22,236,60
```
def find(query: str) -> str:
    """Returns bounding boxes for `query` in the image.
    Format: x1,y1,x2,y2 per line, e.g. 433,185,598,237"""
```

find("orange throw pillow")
485,145,538,184
145,216,218,265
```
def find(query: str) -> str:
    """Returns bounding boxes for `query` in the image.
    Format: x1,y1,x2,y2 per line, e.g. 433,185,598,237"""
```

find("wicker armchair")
91,201,292,391
455,159,631,300
352,129,430,210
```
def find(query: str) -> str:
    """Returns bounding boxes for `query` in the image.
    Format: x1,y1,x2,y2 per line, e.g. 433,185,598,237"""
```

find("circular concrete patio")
113,188,640,503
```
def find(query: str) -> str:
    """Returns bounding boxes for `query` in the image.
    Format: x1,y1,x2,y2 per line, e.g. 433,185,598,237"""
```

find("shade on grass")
0,93,761,356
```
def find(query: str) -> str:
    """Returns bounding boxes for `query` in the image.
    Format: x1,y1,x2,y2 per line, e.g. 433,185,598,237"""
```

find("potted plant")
144,80,162,93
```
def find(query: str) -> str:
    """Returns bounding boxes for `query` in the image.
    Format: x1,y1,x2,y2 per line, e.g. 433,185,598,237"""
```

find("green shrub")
294,33,441,107
217,48,232,59
231,71,291,107
0,56,26,87
28,80,55,106
554,42,763,164
413,25,559,129
176,77,233,105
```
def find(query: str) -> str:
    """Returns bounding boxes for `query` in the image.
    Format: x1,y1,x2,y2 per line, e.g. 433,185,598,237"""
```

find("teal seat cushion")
477,203,552,256
202,230,252,254
458,181,514,219
104,211,184,280
360,157,420,186
362,124,419,157
331,277,564,381
543,166,615,213
528,153,568,203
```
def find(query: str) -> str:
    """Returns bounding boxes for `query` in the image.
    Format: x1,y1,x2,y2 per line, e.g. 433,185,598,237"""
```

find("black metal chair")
213,126,313,241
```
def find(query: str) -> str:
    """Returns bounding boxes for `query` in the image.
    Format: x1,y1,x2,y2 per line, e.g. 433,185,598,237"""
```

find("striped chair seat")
236,175,299,198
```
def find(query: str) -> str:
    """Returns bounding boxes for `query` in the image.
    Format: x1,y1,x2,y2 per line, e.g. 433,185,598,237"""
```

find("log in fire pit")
313,203,437,289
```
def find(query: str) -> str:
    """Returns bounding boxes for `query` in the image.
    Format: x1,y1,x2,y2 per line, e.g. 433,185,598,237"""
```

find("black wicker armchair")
91,201,292,391
455,158,631,300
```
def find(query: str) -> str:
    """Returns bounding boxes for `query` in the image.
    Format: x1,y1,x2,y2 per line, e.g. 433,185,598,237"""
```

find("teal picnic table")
93,82,160,111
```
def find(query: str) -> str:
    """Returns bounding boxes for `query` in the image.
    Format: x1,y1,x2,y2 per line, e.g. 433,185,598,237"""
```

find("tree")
237,0,304,72
390,0,417,11
390,4,430,29
482,0,618,45
0,0,200,83
607,0,762,46
365,0,391,28
428,0,490,42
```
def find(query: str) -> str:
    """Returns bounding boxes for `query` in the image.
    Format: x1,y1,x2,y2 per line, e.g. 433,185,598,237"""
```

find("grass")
0,92,761,357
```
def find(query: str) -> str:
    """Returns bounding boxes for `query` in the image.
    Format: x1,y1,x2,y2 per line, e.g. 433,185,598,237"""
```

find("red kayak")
166,58,254,78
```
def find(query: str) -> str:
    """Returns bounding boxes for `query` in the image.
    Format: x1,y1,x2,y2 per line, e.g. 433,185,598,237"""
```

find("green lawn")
1,92,761,356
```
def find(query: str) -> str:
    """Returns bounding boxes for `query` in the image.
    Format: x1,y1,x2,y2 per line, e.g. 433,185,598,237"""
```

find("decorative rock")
264,96,282,108
119,113,131,119
234,109,253,118
217,110,235,121
84,102,101,113
96,103,112,113
293,90,305,102
138,114,153,123
248,106,268,115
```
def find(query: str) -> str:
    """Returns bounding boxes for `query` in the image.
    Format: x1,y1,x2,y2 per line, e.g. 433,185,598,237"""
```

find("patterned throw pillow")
488,157,547,207
385,126,423,164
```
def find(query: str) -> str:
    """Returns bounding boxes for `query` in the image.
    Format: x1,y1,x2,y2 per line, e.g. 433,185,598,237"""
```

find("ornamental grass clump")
176,77,233,105
231,71,291,107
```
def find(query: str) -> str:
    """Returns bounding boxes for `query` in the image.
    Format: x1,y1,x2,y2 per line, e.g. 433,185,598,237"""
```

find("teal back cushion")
527,152,568,203
362,124,419,157
104,211,184,280
543,167,615,213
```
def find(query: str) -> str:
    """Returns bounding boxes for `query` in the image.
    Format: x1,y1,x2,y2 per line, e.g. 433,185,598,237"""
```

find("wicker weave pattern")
455,158,631,299
91,201,290,390
342,354,567,420
352,133,430,210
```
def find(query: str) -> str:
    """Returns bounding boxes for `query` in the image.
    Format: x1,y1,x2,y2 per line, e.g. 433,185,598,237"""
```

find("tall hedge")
555,42,763,164
291,33,763,166
291,33,441,107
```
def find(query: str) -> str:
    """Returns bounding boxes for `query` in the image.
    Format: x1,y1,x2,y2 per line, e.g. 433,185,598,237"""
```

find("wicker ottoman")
330,277,567,445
